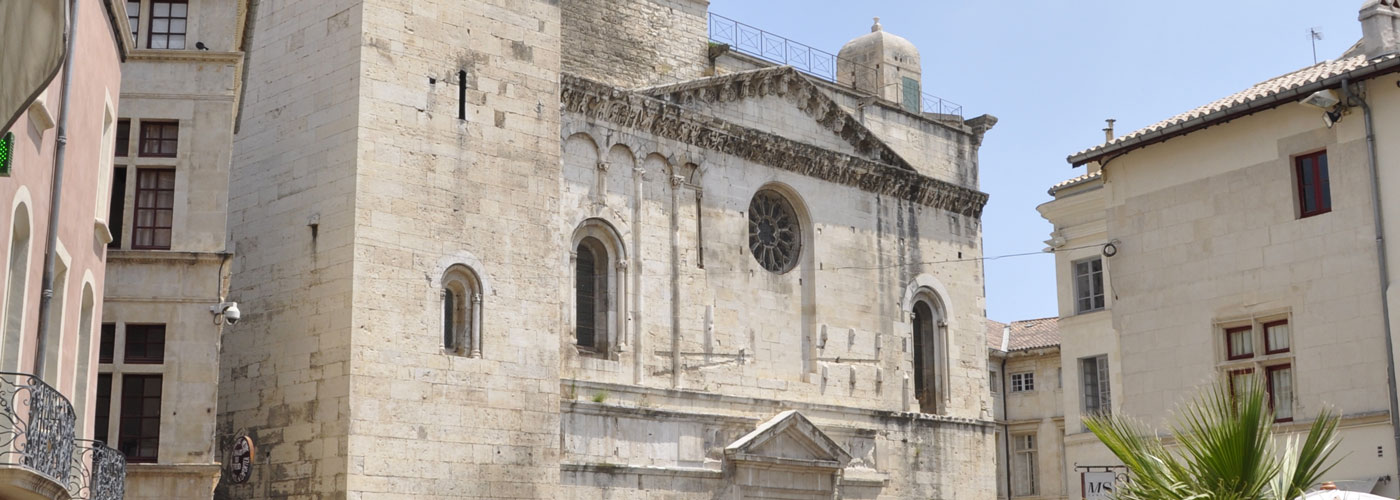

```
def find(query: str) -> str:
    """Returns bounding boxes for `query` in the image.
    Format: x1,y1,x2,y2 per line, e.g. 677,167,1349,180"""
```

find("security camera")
211,301,241,325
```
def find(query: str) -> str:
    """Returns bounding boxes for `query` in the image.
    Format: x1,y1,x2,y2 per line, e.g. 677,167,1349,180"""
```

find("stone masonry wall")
562,0,710,88
344,0,564,498
219,1,365,498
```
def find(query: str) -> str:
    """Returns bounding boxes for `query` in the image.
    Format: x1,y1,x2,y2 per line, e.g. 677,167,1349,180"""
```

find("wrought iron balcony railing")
707,13,964,118
69,439,125,500
0,371,77,486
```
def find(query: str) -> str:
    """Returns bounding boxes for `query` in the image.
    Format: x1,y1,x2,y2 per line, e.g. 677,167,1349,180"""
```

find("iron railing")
0,371,76,486
69,439,125,500
707,13,964,118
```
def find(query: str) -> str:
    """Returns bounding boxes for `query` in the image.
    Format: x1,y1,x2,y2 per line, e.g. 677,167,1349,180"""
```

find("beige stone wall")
342,0,565,497
1042,73,1400,497
220,0,364,498
561,0,710,88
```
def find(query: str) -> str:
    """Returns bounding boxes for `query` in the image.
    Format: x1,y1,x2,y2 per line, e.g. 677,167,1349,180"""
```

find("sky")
706,0,1363,323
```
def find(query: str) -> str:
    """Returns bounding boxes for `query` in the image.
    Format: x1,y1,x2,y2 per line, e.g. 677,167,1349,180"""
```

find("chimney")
1360,0,1400,58
1103,119,1116,144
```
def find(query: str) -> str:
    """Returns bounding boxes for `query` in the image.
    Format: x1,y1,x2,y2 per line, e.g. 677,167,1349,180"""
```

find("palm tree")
1085,379,1340,500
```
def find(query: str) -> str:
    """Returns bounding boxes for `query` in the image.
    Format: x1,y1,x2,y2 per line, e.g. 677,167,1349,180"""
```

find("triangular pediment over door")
723,410,852,499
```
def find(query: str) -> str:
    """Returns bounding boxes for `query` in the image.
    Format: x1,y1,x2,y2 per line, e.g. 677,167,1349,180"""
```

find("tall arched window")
441,265,481,357
2,202,31,372
574,237,608,354
911,294,945,414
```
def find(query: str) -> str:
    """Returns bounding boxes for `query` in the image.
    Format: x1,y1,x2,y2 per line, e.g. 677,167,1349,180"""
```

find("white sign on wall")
1082,471,1117,500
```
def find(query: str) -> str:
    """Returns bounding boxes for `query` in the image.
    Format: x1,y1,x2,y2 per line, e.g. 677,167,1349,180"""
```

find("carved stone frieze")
563,73,989,217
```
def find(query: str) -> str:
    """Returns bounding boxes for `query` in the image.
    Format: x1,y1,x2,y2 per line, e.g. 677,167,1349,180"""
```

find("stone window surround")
96,321,169,463
429,252,491,359
899,274,956,415
439,265,483,358
1215,313,1295,422
569,219,628,359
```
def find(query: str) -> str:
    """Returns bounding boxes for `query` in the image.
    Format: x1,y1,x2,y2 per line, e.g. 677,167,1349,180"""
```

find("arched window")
911,294,946,414
2,201,31,371
570,219,626,358
574,237,608,353
441,265,481,357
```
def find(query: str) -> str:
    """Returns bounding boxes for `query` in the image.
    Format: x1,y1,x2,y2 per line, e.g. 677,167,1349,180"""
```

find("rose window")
748,189,801,274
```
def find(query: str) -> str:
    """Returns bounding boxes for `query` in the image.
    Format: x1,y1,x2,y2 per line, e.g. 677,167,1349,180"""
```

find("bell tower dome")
837,17,923,113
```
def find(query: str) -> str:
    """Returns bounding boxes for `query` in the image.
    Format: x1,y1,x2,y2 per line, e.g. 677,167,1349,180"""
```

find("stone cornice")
563,74,989,217
641,67,914,170
127,49,244,65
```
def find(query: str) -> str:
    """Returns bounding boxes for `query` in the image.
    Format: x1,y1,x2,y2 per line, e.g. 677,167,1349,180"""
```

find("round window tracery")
748,189,801,274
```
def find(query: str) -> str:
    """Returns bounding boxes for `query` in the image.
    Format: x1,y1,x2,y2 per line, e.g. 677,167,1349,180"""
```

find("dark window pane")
118,374,162,462
108,168,126,249
95,374,112,444
575,243,596,349
115,120,130,157
99,323,116,363
124,324,165,364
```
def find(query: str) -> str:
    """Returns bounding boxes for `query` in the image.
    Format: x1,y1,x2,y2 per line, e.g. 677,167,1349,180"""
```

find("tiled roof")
1048,169,1102,196
1068,53,1400,165
986,319,1006,350
987,317,1060,352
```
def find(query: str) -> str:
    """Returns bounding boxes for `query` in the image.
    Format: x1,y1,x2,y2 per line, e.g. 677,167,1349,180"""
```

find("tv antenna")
1310,27,1324,64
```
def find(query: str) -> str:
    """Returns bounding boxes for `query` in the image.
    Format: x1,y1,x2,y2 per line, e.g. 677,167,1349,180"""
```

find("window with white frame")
1074,257,1105,313
1011,372,1034,392
1012,433,1038,497
1081,355,1110,417
1218,317,1294,422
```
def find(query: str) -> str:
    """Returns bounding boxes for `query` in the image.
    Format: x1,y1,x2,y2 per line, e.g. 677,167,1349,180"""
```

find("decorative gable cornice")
640,67,913,170
562,74,989,217
724,410,851,469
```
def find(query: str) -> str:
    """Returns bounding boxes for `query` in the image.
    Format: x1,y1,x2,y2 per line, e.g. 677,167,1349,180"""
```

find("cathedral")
219,0,997,498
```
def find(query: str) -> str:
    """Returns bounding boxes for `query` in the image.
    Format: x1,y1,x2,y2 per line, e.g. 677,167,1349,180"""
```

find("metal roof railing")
707,13,964,118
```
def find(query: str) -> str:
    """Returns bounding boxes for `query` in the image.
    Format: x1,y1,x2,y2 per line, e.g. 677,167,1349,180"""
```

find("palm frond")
1085,378,1341,500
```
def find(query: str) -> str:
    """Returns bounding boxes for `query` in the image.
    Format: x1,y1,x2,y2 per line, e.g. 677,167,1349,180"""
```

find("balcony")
0,372,124,500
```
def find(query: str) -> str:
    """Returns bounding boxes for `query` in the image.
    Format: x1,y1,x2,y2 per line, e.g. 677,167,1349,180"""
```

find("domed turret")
837,18,923,113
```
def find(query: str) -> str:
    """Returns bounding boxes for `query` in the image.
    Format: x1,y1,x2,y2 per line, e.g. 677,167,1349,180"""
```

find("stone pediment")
724,410,851,470
640,67,914,171
561,74,990,217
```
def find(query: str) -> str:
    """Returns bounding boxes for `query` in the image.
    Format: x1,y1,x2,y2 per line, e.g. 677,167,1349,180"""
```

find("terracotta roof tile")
988,317,1060,352
1069,53,1397,163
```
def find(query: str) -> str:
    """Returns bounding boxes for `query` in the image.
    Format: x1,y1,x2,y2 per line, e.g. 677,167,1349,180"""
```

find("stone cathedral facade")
218,0,997,498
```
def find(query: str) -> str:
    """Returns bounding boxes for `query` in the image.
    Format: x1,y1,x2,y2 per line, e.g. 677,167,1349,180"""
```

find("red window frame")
132,169,175,250
1266,365,1294,423
118,374,162,463
1295,151,1330,218
138,121,178,158
1263,320,1290,355
115,119,130,157
1225,326,1254,360
123,324,166,364
147,0,188,50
